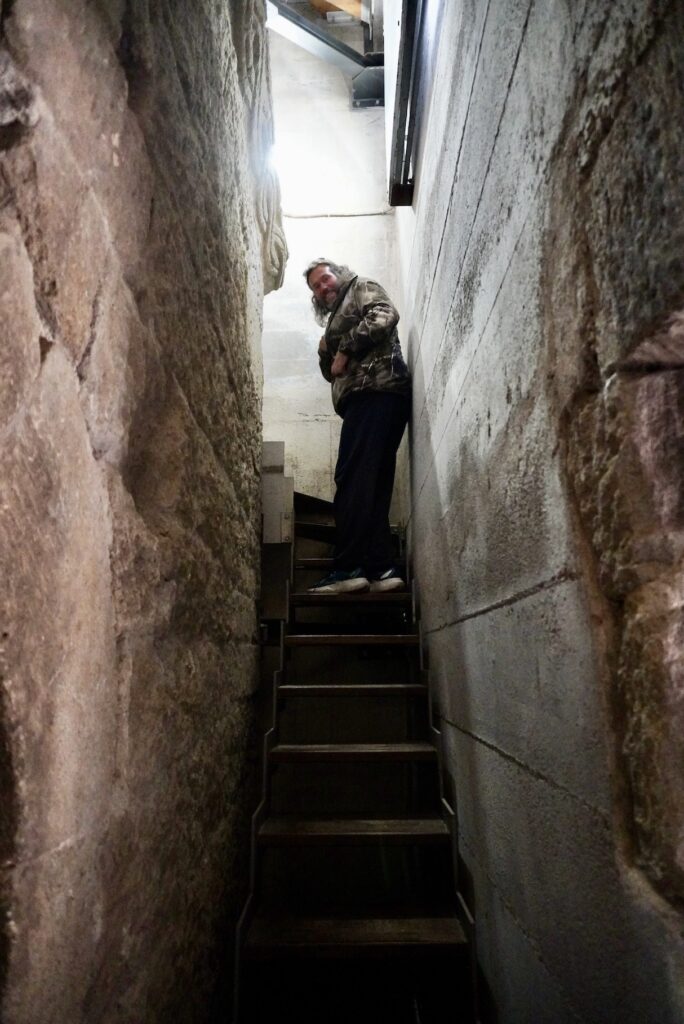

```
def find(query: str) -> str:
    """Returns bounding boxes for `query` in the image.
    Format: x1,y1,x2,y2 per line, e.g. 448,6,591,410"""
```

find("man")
304,258,411,594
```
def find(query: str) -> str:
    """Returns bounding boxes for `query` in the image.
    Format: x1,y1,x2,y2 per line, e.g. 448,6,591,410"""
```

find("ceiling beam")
310,0,363,18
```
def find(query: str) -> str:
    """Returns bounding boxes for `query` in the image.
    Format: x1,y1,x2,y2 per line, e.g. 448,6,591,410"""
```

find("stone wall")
0,2,284,1021
393,1,684,1020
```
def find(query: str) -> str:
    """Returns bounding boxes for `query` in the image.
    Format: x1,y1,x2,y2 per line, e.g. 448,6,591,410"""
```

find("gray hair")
303,258,355,326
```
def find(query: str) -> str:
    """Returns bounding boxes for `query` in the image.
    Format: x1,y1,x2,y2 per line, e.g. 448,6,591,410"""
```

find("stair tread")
294,521,336,542
278,684,426,697
295,558,335,569
291,592,410,605
270,742,436,762
294,491,335,517
259,816,449,843
246,914,466,951
285,633,419,646
295,521,400,542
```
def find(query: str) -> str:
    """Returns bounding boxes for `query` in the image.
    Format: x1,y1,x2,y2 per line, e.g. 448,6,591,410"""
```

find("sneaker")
307,568,370,595
369,568,406,592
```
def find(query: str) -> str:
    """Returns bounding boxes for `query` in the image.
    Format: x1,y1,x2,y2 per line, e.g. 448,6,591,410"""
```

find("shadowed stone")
0,1,284,1021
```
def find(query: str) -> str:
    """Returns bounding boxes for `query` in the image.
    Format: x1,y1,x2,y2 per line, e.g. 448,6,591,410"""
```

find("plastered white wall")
263,30,403,505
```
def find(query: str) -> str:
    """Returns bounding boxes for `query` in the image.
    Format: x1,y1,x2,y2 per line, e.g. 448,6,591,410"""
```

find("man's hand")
330,351,349,377
318,336,327,355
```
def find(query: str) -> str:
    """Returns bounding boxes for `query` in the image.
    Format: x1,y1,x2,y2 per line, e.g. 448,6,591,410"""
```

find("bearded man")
304,258,411,595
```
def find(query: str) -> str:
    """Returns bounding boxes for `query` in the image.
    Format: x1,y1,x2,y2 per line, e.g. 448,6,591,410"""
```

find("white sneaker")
369,569,405,592
308,569,370,594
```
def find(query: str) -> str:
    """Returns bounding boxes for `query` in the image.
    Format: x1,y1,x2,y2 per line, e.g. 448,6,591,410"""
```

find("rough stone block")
2,123,111,364
5,0,153,270
0,217,40,425
0,1,281,1019
78,271,150,466
3,827,124,1024
0,348,116,862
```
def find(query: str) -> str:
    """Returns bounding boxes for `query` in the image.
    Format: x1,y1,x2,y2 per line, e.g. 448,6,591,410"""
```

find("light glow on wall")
268,137,328,212
267,118,384,216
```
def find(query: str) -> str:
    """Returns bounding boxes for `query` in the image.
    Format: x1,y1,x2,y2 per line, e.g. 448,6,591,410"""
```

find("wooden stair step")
291,592,410,606
270,742,436,763
285,633,419,647
278,683,426,698
245,914,466,958
295,521,336,542
258,816,449,845
294,491,335,517
294,522,400,542
294,557,334,570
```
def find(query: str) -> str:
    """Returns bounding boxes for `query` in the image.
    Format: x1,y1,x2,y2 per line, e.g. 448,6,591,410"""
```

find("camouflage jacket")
318,275,411,416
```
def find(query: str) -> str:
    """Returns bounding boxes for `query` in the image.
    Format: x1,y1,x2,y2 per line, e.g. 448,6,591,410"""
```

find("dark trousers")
333,391,410,576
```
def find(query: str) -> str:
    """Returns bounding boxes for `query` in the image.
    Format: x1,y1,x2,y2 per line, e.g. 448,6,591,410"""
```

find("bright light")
267,130,380,216
267,135,330,213
267,143,281,174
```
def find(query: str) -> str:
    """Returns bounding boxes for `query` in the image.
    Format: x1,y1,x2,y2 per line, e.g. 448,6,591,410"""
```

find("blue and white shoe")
307,568,370,595
369,568,405,592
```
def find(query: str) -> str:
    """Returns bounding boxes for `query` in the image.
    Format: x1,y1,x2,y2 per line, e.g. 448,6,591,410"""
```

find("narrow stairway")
236,493,474,1022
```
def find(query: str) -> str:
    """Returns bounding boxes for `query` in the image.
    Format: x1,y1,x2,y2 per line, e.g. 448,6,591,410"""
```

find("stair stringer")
414,579,479,1024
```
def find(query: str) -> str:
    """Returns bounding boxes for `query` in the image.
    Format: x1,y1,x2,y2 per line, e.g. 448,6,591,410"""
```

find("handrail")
388,0,423,206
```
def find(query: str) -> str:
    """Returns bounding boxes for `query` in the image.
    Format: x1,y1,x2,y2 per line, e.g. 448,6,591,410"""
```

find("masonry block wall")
399,2,684,1021
0,2,284,1021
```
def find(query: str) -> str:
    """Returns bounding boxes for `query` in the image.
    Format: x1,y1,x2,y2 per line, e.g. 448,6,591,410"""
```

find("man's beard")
312,287,339,325
323,286,339,309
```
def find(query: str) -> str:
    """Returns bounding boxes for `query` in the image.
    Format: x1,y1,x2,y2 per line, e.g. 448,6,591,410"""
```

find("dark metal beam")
266,1,382,75
388,0,422,206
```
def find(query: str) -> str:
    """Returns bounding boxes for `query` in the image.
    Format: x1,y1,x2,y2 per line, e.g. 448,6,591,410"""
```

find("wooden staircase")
235,494,474,1022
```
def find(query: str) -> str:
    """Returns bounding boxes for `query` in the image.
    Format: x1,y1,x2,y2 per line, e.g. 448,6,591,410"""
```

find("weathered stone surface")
1,119,114,363
429,578,611,811
410,204,575,625
78,272,150,467
543,0,684,911
445,722,684,1024
0,47,37,147
1,348,116,863
562,366,684,901
230,3,287,294
0,1,284,1021
0,215,40,424
394,0,684,1018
